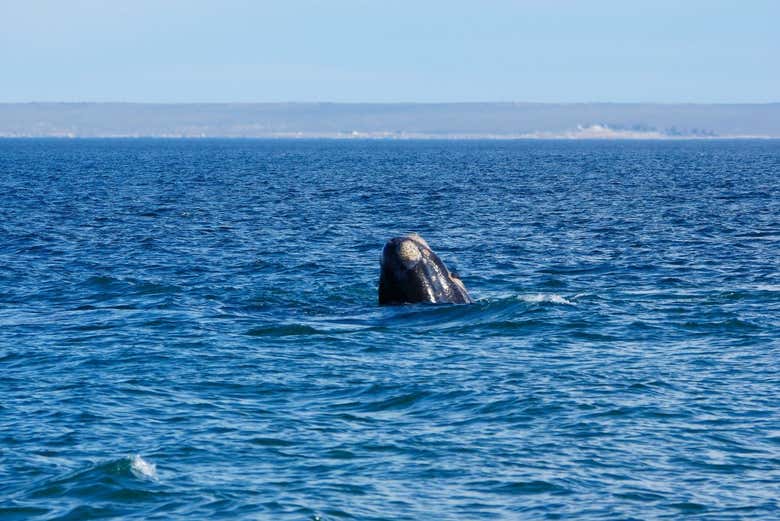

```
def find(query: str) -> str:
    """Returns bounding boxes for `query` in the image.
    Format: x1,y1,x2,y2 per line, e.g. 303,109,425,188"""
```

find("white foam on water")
520,294,575,305
130,454,158,480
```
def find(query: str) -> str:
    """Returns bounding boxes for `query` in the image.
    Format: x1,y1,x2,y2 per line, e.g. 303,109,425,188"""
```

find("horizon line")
3,101,780,106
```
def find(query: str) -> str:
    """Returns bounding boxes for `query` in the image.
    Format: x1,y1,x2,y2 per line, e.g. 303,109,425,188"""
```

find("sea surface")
1,138,779,520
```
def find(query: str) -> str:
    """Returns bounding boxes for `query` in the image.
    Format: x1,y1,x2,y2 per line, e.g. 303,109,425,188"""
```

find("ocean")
1,138,778,520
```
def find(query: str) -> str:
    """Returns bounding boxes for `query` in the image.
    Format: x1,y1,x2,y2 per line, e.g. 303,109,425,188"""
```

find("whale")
378,233,473,305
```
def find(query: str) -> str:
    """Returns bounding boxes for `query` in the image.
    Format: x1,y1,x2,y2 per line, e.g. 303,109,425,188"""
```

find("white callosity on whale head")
397,239,422,267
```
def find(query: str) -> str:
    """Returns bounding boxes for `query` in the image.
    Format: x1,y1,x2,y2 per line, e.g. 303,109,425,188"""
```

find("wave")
129,454,157,481
237,293,583,340
249,292,585,336
12,454,162,516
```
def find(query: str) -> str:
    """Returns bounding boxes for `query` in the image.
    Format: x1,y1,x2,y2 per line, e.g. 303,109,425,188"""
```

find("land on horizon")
2,102,779,139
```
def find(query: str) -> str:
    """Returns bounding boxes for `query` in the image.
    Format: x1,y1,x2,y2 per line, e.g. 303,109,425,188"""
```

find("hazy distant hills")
1,102,779,138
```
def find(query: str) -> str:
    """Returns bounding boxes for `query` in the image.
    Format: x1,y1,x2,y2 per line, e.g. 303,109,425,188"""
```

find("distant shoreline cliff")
1,102,779,138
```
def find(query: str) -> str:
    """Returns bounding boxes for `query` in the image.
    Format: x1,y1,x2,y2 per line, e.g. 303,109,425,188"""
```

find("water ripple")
1,139,779,520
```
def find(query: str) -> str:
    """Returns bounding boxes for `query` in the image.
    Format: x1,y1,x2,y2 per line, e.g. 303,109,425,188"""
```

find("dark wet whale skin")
378,234,473,305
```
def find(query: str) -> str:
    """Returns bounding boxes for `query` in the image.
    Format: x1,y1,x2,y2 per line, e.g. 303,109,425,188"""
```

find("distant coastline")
1,132,775,140
2,102,779,139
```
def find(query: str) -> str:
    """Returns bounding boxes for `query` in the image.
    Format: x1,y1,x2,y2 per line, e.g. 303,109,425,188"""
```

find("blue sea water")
0,138,779,520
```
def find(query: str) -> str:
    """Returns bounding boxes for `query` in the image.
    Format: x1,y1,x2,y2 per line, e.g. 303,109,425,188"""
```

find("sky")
0,0,777,103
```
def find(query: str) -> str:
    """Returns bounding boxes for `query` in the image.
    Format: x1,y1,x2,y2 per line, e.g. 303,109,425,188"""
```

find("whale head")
378,233,473,305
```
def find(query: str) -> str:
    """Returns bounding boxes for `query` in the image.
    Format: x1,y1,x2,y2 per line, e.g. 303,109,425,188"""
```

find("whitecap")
519,294,575,305
130,454,158,480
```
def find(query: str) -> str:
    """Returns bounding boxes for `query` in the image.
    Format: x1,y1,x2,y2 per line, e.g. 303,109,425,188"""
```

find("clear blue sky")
1,0,777,103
